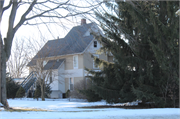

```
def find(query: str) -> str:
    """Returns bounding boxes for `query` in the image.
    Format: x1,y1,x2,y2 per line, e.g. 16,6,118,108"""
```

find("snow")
0,98,180,119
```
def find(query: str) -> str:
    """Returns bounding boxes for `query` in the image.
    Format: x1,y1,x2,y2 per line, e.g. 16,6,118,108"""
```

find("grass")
6,108,51,112
0,107,103,113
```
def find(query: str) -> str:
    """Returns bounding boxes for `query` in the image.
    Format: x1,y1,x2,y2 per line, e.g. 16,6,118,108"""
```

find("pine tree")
6,74,20,99
147,1,179,107
45,84,52,98
86,1,179,107
16,86,25,98
34,84,41,100
34,84,52,100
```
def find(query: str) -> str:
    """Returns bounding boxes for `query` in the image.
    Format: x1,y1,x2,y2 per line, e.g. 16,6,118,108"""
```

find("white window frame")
69,77,74,90
73,55,78,69
93,54,99,69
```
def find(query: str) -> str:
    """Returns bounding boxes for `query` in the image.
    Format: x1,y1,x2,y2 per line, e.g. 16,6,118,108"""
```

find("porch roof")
43,59,65,70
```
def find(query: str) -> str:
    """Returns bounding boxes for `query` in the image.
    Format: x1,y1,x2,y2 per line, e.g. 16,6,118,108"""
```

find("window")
94,41,97,48
93,54,99,69
50,71,52,83
73,55,78,69
69,78,74,90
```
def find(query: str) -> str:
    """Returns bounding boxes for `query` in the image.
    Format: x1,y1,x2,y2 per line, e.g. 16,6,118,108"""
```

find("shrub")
70,79,102,102
16,86,25,98
34,84,41,100
6,76,20,99
69,79,87,99
80,89,102,102
45,84,52,98
66,89,70,98
34,83,52,100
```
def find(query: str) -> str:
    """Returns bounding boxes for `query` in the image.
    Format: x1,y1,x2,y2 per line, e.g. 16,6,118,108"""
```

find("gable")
86,39,102,54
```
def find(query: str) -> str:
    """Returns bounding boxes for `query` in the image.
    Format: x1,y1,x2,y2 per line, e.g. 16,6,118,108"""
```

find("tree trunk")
0,36,9,109
0,34,2,104
41,82,45,101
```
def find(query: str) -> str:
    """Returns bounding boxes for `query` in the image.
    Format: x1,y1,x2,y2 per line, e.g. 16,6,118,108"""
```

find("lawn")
0,98,180,119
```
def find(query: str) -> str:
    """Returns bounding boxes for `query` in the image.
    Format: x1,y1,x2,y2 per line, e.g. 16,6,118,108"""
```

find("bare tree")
6,39,30,78
27,37,72,101
30,59,52,101
28,44,58,101
0,0,103,109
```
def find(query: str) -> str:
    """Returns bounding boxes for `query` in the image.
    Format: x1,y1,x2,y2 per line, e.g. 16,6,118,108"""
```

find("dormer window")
94,41,97,48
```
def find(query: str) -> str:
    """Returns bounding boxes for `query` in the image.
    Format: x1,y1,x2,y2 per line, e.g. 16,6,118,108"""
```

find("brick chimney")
81,19,86,25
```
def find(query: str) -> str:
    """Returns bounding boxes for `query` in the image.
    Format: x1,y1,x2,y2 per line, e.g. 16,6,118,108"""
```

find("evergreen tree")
34,84,41,100
86,1,179,107
6,75,20,99
45,84,52,98
16,86,25,98
34,83,52,100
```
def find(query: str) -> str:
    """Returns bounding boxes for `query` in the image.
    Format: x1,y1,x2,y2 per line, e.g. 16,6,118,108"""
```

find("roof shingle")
43,59,65,70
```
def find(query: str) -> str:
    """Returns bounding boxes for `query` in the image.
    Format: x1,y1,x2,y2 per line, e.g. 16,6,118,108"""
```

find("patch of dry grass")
7,107,51,112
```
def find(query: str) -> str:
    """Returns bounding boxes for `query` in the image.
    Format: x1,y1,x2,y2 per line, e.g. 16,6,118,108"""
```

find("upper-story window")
94,41,97,48
73,55,78,69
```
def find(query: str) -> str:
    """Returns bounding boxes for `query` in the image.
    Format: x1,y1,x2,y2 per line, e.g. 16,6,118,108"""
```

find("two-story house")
26,19,113,98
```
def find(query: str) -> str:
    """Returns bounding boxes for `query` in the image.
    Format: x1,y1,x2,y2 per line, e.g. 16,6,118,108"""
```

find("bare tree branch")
14,0,37,33
2,0,12,15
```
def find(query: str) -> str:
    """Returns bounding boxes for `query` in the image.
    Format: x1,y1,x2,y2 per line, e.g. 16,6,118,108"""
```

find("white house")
25,19,113,98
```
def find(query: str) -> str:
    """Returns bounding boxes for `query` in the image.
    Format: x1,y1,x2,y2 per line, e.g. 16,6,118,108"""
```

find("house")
26,19,113,98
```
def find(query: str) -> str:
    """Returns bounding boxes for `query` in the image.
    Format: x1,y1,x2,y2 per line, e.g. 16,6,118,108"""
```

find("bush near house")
16,86,25,98
45,84,52,98
69,79,87,99
66,89,70,98
6,75,20,99
34,84,41,100
69,79,102,102
34,83,52,100
80,89,102,102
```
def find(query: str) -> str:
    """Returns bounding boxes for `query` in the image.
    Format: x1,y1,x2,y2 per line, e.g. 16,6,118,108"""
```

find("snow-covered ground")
0,98,180,119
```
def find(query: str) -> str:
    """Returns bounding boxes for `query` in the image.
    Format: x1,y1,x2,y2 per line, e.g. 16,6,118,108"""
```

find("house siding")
74,77,84,85
78,54,84,69
65,78,69,92
83,52,93,70
83,52,108,70
65,56,73,70
58,62,65,93
99,53,108,61
108,56,113,62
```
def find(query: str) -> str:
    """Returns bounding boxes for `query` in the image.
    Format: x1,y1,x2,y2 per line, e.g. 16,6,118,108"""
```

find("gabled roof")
27,23,94,67
43,59,65,70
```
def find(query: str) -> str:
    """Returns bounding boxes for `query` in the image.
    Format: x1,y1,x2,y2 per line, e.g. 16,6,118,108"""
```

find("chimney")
81,19,86,25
